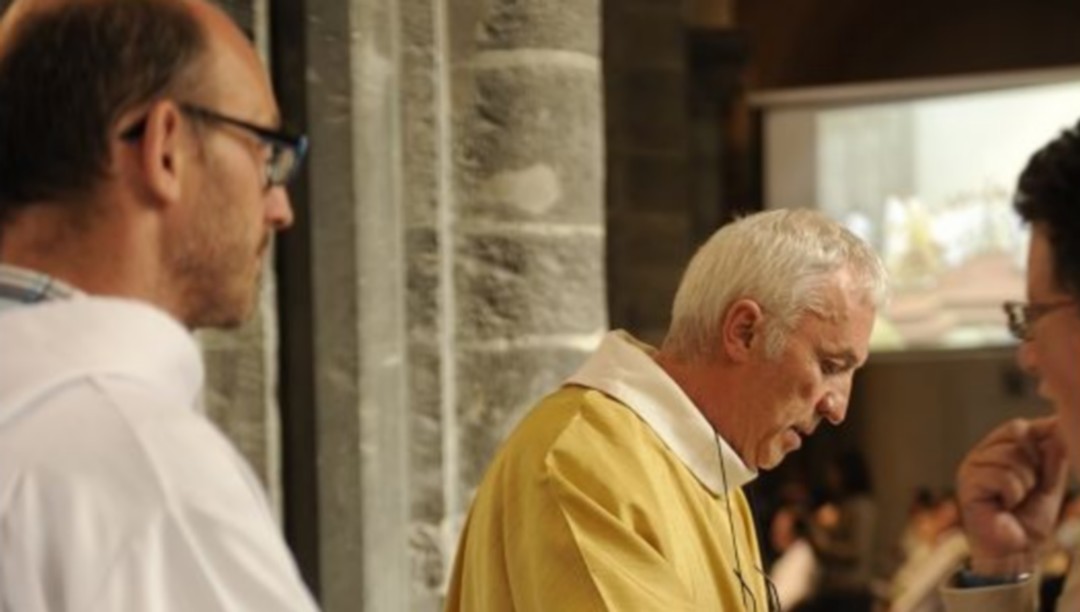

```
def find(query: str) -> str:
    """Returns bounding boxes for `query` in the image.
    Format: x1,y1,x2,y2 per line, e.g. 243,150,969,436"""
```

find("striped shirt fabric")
0,264,78,312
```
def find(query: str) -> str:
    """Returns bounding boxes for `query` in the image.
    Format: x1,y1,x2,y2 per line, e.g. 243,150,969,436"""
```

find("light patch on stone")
464,49,600,72
479,164,562,216
460,330,608,352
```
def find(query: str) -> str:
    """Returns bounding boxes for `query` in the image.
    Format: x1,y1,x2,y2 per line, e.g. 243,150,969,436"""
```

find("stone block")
604,97,624,144
400,0,445,229
401,60,442,228
409,520,446,598
608,209,693,267
455,64,604,226
406,343,446,523
455,345,591,489
455,231,605,341
405,227,442,341
623,151,691,214
605,155,626,214
469,0,600,55
616,69,688,151
609,6,685,70
606,262,682,340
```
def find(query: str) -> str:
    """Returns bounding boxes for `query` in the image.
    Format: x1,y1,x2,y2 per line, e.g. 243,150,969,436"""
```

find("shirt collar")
0,296,204,423
565,330,757,494
0,263,80,310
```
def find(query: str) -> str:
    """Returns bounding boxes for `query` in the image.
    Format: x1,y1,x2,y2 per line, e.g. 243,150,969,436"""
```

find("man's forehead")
1027,228,1060,298
182,0,278,119
802,301,875,361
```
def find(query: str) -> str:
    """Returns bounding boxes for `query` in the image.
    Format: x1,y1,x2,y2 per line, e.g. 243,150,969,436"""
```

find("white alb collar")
0,296,204,423
565,330,756,494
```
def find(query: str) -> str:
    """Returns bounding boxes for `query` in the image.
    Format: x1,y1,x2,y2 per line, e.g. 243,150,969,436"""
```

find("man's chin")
188,292,256,330
757,451,784,472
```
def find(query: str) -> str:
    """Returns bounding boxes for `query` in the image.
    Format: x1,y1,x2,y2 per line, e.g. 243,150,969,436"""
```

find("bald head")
0,0,259,220
0,0,202,56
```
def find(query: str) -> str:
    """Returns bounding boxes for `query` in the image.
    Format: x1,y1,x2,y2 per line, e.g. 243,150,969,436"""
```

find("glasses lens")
267,136,309,188
266,146,294,187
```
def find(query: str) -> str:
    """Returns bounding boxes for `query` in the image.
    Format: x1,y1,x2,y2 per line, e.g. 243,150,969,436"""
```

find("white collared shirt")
0,297,318,612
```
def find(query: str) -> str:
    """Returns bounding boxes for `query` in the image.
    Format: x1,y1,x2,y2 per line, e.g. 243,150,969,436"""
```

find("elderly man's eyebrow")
823,349,861,370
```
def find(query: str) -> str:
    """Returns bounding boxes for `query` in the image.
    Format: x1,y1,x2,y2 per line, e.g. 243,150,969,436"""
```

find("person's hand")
956,416,1068,577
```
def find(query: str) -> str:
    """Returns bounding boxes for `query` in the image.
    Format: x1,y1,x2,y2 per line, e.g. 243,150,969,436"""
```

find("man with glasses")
445,209,887,611
942,123,1080,611
0,0,315,609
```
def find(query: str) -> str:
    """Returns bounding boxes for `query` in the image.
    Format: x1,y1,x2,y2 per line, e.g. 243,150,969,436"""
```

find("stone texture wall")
604,0,696,345
604,0,742,345
292,0,606,609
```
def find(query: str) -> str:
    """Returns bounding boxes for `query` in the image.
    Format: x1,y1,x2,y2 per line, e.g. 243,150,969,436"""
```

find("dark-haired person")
942,123,1080,611
0,0,316,609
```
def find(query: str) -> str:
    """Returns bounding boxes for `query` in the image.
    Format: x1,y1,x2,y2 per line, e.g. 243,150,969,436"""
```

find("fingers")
1036,425,1069,494
961,451,1037,510
956,417,1069,560
959,419,1051,509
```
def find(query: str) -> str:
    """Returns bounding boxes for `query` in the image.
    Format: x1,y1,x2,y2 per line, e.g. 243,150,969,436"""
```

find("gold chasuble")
445,332,769,612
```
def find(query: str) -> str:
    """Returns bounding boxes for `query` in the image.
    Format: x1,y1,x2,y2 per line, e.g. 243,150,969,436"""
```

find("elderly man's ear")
721,299,764,362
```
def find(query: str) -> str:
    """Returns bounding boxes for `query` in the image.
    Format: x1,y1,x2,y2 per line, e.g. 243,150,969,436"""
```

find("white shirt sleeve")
940,573,1038,612
87,505,318,612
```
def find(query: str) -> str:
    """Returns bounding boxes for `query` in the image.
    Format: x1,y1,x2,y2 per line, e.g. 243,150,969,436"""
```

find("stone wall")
603,0,750,346
277,0,606,609
604,0,696,345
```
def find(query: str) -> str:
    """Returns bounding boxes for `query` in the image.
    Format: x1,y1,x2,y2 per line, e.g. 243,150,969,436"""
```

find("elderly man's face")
732,273,876,470
1018,226,1080,472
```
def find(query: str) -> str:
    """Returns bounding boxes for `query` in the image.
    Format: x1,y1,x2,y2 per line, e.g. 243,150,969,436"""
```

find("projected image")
843,187,1026,350
762,76,1080,351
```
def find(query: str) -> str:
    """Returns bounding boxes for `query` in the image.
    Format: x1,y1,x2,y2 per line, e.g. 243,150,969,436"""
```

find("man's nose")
817,392,848,425
1016,341,1039,377
266,187,295,230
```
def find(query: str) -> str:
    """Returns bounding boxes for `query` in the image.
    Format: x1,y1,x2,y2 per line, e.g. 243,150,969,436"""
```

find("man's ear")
720,299,764,363
138,101,187,207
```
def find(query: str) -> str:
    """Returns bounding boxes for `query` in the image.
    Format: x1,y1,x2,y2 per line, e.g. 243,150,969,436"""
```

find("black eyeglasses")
1003,300,1076,341
121,102,308,191
715,433,782,612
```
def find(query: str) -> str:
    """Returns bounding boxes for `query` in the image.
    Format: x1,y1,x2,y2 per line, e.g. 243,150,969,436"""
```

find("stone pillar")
280,0,412,609
446,0,606,501
444,0,607,587
275,0,605,609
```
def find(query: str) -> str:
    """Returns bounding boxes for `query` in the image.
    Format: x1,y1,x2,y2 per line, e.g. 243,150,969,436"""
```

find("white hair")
663,209,889,360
